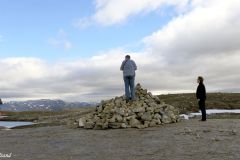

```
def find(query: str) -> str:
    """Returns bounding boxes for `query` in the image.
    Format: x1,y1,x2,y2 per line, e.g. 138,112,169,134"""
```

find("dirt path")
0,119,239,160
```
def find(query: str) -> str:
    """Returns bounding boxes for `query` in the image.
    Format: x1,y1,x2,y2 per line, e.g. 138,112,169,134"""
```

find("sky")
0,0,240,102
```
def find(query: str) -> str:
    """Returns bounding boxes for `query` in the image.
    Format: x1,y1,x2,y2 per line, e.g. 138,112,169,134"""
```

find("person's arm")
198,84,206,100
203,85,206,100
196,85,200,99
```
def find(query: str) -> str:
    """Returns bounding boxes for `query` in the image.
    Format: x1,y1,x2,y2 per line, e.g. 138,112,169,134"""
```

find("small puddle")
0,121,35,128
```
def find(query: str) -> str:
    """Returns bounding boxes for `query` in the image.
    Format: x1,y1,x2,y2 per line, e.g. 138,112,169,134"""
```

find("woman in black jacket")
196,76,206,121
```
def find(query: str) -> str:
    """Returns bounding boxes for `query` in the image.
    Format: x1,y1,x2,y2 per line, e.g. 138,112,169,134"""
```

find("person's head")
125,55,130,60
197,76,204,83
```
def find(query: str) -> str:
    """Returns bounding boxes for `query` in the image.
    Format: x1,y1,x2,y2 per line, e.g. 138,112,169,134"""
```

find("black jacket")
196,83,206,100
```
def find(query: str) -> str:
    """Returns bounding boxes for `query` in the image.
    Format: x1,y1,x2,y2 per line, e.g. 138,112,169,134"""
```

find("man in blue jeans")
120,55,137,102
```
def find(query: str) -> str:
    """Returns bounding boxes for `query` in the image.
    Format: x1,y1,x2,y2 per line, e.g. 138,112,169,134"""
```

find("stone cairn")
78,84,179,129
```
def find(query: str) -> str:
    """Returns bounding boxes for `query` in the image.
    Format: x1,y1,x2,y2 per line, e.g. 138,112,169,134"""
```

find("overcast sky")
0,0,240,102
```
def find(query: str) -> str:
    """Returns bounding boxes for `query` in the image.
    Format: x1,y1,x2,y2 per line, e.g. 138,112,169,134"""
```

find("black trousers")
198,100,206,120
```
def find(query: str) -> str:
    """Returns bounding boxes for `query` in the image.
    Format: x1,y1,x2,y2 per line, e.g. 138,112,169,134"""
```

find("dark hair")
198,76,204,83
125,55,130,59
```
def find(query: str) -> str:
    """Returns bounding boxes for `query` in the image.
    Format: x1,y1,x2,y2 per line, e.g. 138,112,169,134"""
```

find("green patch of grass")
2,111,68,121
158,93,240,114
1,107,96,122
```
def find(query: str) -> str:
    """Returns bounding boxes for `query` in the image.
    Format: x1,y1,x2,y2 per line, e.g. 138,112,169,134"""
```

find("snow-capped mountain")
0,99,97,111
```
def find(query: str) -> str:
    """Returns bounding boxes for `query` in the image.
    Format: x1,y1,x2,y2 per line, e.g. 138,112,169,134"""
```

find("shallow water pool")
0,121,34,128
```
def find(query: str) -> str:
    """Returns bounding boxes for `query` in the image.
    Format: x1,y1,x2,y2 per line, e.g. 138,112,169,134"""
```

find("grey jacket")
120,59,137,77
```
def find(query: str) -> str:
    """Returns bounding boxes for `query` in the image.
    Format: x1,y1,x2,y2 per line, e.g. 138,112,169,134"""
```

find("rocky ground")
0,119,239,160
0,92,240,160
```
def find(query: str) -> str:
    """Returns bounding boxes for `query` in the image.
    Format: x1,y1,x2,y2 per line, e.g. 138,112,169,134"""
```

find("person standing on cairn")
196,76,207,121
120,55,137,102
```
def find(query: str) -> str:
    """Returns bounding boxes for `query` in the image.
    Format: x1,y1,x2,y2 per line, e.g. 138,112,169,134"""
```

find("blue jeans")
123,76,135,100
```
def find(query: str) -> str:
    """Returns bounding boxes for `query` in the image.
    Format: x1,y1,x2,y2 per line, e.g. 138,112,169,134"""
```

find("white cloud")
0,58,48,98
74,0,240,100
141,0,240,90
1,0,240,102
144,0,240,59
94,0,190,26
0,52,123,101
74,0,190,28
48,29,73,50
73,17,92,29
0,50,162,101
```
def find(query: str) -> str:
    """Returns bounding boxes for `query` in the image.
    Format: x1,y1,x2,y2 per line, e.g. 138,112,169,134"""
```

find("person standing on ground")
0,99,2,116
120,55,137,102
196,76,207,121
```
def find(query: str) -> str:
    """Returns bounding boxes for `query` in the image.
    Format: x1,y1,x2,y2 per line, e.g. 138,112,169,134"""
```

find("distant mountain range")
0,99,98,112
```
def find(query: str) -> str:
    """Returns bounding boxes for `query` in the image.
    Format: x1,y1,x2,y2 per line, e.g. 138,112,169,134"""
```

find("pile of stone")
78,84,180,129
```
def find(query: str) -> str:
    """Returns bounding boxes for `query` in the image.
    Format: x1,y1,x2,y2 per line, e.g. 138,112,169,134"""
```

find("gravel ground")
0,119,239,160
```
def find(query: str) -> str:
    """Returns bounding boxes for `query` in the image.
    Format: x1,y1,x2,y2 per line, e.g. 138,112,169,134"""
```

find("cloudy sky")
0,0,240,102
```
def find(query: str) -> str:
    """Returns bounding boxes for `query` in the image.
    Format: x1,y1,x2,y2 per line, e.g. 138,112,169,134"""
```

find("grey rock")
144,121,150,127
114,98,122,107
146,107,154,113
115,114,123,122
103,105,112,113
122,117,127,123
161,115,172,124
97,105,103,112
126,115,136,121
127,109,135,116
141,112,152,121
148,92,153,98
79,117,86,127
78,83,179,129
94,122,105,130
102,122,109,129
154,113,161,120
149,120,157,127
115,108,126,116
108,114,123,123
84,122,95,129
132,107,145,113
108,116,116,123
154,96,161,104
121,123,127,128
129,118,141,128
137,112,144,118
108,122,122,129
93,116,100,122
152,118,161,125
136,124,146,129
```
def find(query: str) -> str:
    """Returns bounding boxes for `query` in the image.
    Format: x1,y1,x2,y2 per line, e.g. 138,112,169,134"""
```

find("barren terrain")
1,93,240,160
0,119,239,160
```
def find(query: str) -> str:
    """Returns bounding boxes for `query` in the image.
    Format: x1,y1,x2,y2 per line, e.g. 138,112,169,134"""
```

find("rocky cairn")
78,84,180,129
